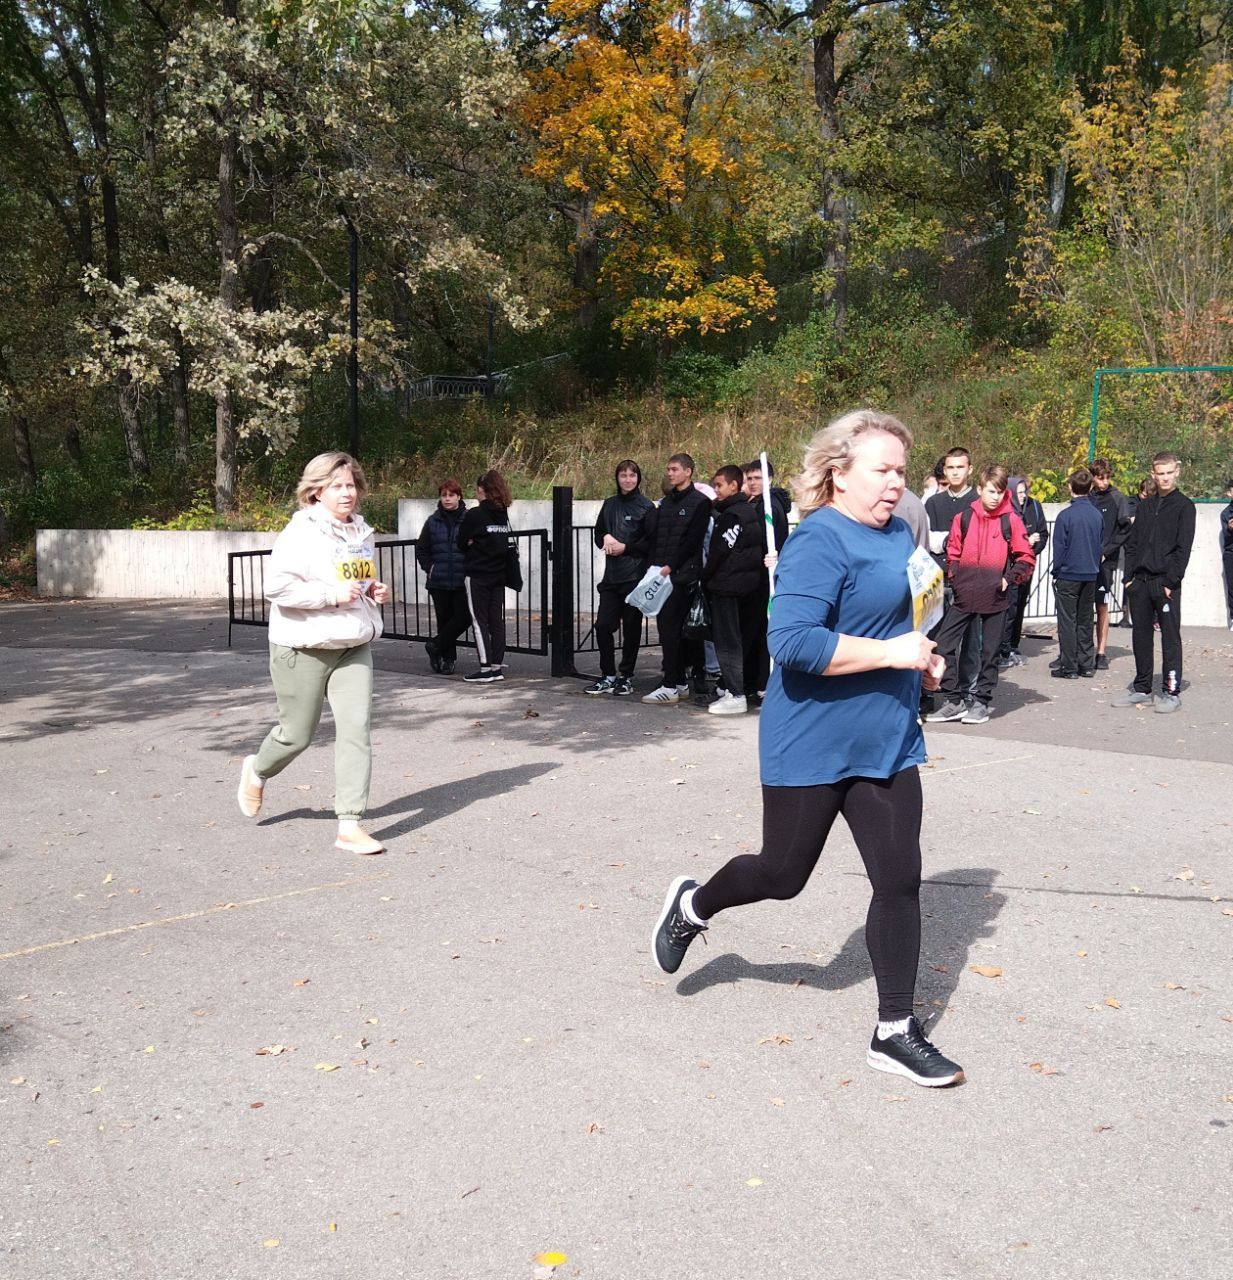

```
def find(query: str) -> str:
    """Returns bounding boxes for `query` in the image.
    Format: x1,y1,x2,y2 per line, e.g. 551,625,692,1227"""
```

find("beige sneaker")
237,755,264,817
334,827,385,855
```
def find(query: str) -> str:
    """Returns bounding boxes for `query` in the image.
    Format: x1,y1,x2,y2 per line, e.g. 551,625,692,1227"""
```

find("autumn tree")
521,0,778,344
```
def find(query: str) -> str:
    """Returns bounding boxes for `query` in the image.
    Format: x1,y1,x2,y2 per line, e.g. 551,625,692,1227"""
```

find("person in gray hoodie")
236,452,391,856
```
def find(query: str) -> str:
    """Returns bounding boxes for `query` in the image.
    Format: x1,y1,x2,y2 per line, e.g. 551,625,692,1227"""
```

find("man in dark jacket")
741,458,790,702
703,466,763,715
585,459,654,696
999,473,1049,666
1089,458,1133,665
416,480,468,674
630,453,712,705
925,447,980,702
1113,452,1196,713
1049,469,1105,679
1220,477,1233,628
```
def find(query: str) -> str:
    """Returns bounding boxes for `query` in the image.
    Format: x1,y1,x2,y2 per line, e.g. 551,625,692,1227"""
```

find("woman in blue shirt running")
650,409,964,1087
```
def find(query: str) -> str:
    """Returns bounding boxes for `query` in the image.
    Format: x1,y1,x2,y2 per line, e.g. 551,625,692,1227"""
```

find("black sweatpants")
655,580,701,688
1224,548,1233,620
464,576,506,668
936,604,1007,706
428,586,470,663
692,770,924,1020
744,583,771,696
709,592,760,699
1054,578,1096,675
1127,575,1183,695
595,587,643,678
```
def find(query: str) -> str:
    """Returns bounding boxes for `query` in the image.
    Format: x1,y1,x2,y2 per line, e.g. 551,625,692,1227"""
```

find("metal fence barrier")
228,530,549,656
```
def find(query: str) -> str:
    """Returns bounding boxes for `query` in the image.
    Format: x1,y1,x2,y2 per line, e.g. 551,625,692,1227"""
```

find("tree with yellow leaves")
520,0,778,343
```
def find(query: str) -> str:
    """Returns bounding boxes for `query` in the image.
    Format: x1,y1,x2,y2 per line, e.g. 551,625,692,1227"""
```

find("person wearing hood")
236,451,392,856
998,473,1049,667
927,464,1036,725
585,459,655,696
417,479,468,675
456,469,515,683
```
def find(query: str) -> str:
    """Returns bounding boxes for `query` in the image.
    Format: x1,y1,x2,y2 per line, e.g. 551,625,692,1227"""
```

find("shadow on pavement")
675,867,1006,1031
256,762,560,842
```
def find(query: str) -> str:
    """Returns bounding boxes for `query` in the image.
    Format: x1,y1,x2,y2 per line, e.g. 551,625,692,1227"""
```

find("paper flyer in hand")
907,546,944,633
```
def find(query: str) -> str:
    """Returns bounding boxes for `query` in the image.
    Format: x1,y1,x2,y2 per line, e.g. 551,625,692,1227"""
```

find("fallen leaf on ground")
970,964,1003,978
523,708,539,718
293,978,310,987
314,1062,340,1072
1094,1124,1113,1132
262,1239,279,1248
1164,982,1184,991
1104,997,1121,1009
255,1045,288,1056
10,1077,25,1085
1028,1062,1060,1075
1222,908,1233,917
746,1178,763,1188
1174,868,1194,881
929,963,950,974
769,1097,785,1107
758,1034,793,1046
586,1122,604,1134
1076,950,1087,957
294,784,311,792
668,778,685,785
102,872,113,885
249,1102,264,1109
534,1251,567,1267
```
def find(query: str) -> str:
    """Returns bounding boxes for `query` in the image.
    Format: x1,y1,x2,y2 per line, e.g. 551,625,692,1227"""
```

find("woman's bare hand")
372,581,392,605
884,631,936,671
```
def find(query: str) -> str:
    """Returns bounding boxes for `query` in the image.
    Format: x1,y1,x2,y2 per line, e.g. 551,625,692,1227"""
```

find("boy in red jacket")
927,464,1036,725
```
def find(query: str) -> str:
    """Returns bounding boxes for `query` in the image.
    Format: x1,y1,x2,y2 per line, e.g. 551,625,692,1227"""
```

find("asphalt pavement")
1,600,1230,1280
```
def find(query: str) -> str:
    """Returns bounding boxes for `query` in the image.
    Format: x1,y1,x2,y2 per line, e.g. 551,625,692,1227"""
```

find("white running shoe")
707,692,748,715
641,685,680,704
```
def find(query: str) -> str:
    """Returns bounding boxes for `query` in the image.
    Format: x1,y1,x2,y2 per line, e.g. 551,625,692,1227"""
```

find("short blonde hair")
296,452,368,508
793,410,913,518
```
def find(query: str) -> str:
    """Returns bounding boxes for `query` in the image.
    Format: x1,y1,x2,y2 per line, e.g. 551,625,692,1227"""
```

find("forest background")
1,0,1231,590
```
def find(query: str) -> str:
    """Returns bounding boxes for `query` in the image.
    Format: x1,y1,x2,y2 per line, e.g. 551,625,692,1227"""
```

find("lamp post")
337,201,360,459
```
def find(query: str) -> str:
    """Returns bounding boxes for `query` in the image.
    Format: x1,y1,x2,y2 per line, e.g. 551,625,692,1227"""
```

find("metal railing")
228,531,550,656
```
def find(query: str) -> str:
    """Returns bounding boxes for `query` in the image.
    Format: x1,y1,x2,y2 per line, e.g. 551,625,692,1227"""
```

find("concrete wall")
34,502,1233,626
37,529,279,600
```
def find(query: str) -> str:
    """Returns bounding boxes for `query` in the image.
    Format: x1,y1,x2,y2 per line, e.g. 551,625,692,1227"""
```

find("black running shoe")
425,640,443,674
866,1016,964,1087
651,876,707,975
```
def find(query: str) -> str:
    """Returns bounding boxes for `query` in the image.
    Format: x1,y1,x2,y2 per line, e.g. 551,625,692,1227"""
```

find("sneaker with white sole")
866,1016,964,1087
612,676,634,696
463,666,503,684
651,876,707,974
641,685,680,704
237,754,264,817
1112,690,1152,707
334,827,385,855
707,692,747,716
1153,692,1181,714
926,699,967,723
584,675,617,695
961,701,990,725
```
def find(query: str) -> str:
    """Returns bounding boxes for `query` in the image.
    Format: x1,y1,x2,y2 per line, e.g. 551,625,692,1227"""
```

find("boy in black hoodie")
1112,452,1196,714
585,460,655,695
703,466,763,715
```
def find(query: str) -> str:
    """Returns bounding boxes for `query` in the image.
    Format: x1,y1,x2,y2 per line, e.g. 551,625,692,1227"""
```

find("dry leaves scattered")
970,964,1003,978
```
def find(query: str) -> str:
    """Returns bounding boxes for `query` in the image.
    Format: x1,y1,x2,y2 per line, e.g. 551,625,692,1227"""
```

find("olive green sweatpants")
254,643,373,820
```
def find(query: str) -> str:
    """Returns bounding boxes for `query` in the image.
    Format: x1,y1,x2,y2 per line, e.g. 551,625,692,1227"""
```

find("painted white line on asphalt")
0,871,391,961
924,753,1036,777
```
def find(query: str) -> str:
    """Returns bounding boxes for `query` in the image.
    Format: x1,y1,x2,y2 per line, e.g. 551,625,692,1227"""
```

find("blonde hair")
793,410,913,518
296,451,368,508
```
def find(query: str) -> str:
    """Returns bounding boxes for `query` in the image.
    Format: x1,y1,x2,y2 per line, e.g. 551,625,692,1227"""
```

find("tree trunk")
813,26,849,341
169,334,191,467
11,412,37,487
116,371,151,474
214,1,241,515
572,199,600,332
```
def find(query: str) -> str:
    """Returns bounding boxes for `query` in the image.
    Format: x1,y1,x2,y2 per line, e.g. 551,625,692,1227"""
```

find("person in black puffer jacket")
416,479,468,674
703,466,764,714
627,452,713,704
585,459,655,696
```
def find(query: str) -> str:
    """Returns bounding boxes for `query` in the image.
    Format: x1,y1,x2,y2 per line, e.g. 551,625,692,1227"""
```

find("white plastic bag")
625,565,674,618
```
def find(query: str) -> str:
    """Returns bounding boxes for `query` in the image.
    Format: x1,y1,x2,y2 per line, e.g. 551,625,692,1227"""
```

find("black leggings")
692,769,923,1019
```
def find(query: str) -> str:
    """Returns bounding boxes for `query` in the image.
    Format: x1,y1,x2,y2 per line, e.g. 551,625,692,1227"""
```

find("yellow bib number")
335,558,375,583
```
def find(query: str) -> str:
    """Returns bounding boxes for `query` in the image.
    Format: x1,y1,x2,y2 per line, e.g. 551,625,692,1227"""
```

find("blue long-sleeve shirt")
1050,495,1104,582
759,506,924,787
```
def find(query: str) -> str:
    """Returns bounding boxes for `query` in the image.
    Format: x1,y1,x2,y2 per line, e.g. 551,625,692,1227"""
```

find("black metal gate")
228,530,549,657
